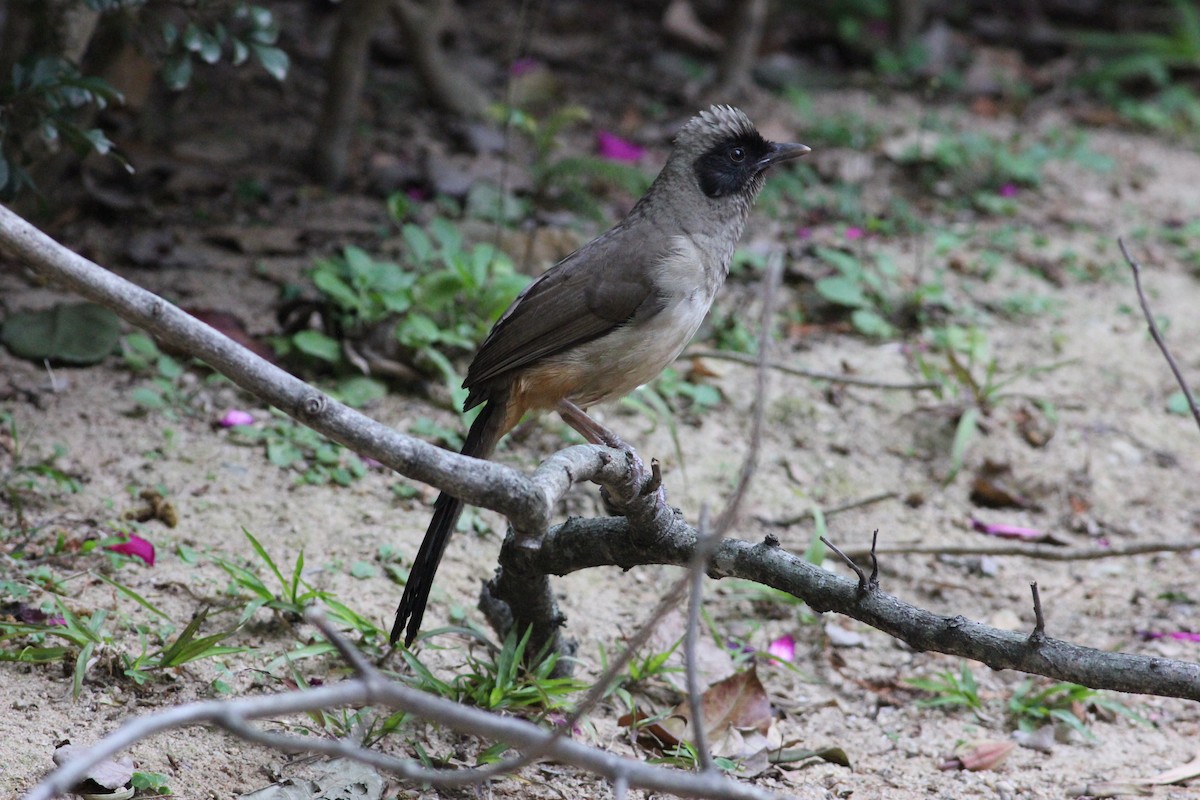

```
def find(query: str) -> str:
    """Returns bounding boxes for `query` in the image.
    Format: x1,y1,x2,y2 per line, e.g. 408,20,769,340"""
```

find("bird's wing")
464,225,670,399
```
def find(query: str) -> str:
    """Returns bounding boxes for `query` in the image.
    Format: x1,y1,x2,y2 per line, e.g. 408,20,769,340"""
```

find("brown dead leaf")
53,742,135,793
939,739,1014,772
619,667,779,771
969,460,1035,509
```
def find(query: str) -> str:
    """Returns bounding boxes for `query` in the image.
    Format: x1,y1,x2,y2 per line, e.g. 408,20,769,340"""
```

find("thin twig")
1118,237,1200,433
1028,582,1045,643
762,491,898,527
837,540,1200,562
819,536,869,592
714,254,781,535
684,348,938,391
686,505,718,773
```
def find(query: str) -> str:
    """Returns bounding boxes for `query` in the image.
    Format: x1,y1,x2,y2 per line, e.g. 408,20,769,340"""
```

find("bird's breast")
523,235,726,408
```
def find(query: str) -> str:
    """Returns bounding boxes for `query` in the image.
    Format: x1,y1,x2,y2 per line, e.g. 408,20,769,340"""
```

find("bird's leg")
556,399,666,513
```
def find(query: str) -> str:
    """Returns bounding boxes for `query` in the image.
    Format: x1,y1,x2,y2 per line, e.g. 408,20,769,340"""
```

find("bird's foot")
556,399,669,517
601,447,668,517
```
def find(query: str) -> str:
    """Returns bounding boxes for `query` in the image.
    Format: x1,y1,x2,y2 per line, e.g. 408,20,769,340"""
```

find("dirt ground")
4,7,1200,800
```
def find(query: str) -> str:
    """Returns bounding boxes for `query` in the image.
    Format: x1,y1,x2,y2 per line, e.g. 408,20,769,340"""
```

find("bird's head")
672,105,810,201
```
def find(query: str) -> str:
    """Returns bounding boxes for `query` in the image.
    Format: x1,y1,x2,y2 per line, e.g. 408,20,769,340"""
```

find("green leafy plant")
894,127,1099,211
229,410,368,486
399,627,584,711
122,606,246,685
0,56,123,199
812,246,899,338
214,529,325,623
130,771,173,796
159,3,289,90
120,332,216,417
281,217,529,411
1008,679,1147,739
0,2,288,199
907,663,984,714
0,413,81,536
1072,0,1200,98
597,638,683,711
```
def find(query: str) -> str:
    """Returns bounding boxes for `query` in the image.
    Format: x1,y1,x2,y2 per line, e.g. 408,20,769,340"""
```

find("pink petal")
998,183,1019,197
970,517,1045,540
1168,632,1200,642
106,534,156,566
596,131,645,163
795,226,813,240
766,634,795,663
844,227,865,240
218,409,254,428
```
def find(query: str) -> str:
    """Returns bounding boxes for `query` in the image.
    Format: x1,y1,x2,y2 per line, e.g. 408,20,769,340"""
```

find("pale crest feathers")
675,105,757,149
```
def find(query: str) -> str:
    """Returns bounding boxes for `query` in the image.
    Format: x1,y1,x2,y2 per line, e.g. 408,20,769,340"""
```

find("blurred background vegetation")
2,0,1199,204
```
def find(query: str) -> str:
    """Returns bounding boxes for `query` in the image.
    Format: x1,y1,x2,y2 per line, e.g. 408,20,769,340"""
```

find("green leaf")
333,376,388,408
815,276,867,308
251,44,289,81
397,314,441,348
131,386,166,409
311,267,361,312
1,302,121,364
402,224,434,263
161,53,193,90
947,406,979,483
292,330,341,362
198,31,222,65
850,308,895,338
1166,391,1192,416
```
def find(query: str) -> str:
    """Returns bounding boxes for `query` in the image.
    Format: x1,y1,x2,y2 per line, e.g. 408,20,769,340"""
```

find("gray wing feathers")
464,227,669,394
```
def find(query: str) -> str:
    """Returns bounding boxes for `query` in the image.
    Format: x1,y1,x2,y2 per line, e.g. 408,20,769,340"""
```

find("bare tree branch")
1117,237,1200,433
26,610,778,800
838,539,1200,562
522,516,1200,702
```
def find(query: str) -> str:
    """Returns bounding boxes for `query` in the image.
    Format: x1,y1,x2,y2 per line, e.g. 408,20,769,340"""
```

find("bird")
390,105,809,646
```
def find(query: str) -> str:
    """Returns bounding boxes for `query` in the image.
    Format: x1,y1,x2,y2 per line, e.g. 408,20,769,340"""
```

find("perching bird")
391,105,809,645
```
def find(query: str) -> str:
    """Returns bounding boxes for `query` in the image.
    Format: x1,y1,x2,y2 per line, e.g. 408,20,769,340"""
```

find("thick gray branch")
515,516,1200,702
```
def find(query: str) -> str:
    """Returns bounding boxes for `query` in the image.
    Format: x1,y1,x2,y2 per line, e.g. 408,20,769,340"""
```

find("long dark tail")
390,397,505,646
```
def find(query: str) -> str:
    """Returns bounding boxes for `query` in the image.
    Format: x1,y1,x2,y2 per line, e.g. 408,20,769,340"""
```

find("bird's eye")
728,146,746,163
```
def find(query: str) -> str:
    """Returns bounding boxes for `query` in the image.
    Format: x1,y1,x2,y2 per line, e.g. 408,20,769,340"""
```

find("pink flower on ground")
106,534,156,566
796,227,813,240
970,518,1045,540
218,409,254,428
998,183,1019,197
596,131,645,163
766,634,796,663
844,227,865,241
509,57,540,77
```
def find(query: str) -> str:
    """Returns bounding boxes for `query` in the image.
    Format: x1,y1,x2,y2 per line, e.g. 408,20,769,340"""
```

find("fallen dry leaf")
940,739,1015,771
620,667,779,770
1141,751,1200,785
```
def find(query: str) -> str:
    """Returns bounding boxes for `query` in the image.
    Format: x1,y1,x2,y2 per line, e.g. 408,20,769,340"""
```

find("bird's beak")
760,141,811,168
